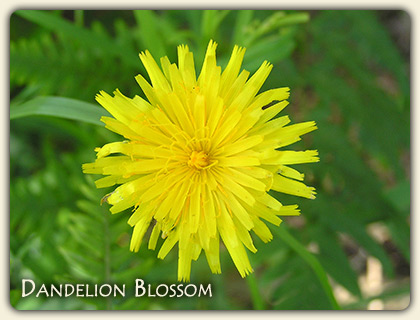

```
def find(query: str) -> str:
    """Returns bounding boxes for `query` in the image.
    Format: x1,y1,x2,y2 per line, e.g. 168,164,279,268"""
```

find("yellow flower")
83,40,319,282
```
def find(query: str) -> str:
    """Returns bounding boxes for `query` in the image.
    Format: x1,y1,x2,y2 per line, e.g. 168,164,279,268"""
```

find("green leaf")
275,12,310,27
312,228,362,298
133,10,166,59
274,226,341,310
384,179,410,214
10,289,22,308
242,11,309,47
201,10,231,42
317,196,395,278
10,96,110,126
243,34,295,72
15,10,138,68
233,10,254,45
10,31,134,101
343,281,410,310
386,217,410,261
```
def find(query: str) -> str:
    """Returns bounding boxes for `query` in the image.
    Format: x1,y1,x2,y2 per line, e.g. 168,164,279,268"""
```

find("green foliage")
10,10,410,310
11,10,139,100
272,9,410,306
10,96,110,126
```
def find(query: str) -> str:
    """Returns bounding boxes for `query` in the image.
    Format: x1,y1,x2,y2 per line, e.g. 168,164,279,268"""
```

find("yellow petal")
272,174,317,199
263,150,320,166
204,234,221,274
177,44,197,89
139,50,171,92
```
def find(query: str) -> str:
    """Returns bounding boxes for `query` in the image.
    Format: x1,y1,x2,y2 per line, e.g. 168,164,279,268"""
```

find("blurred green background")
10,10,410,310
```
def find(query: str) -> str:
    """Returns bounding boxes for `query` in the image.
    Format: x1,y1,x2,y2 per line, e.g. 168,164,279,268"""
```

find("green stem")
103,209,112,310
275,226,341,310
246,272,265,310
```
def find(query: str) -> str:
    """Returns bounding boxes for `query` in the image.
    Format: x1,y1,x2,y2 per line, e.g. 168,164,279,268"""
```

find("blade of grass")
274,226,341,310
10,96,109,126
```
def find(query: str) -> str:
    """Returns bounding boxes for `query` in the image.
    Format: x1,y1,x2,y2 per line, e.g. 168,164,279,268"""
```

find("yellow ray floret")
83,40,319,282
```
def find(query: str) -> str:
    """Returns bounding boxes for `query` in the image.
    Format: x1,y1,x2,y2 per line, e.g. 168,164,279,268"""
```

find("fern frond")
11,31,137,101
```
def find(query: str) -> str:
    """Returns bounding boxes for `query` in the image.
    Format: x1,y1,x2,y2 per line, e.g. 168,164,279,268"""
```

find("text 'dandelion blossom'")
82,40,319,282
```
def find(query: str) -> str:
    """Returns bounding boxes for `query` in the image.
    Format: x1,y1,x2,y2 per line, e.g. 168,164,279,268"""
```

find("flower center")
188,151,209,170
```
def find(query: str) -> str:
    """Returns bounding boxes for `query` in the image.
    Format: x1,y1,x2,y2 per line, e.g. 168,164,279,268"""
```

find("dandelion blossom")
83,40,319,281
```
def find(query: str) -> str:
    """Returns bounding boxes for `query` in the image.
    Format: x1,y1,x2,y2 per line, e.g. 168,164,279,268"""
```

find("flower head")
83,40,319,281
